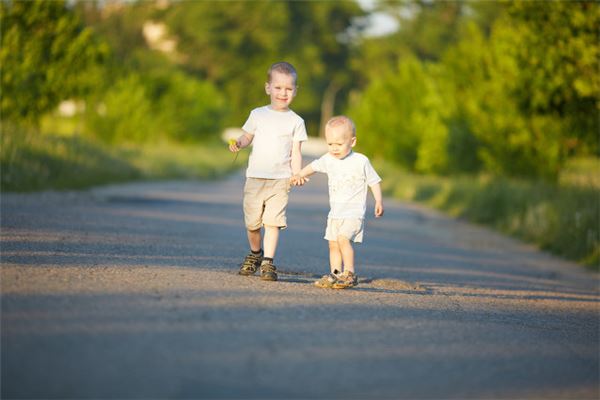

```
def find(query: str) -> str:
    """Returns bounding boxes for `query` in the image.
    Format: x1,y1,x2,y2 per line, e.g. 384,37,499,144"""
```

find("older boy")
291,116,383,289
229,62,308,281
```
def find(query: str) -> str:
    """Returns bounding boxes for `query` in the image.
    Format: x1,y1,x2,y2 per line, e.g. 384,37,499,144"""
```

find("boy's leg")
328,240,343,273
332,235,358,289
247,228,262,253
337,235,354,274
259,179,289,282
239,229,263,276
240,178,265,275
314,240,342,289
260,225,279,281
262,225,279,259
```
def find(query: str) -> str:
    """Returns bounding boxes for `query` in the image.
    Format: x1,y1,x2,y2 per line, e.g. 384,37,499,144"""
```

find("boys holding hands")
291,116,384,289
229,62,307,281
229,61,382,289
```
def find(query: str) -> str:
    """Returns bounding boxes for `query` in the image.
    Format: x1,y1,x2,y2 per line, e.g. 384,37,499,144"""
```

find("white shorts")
324,218,364,243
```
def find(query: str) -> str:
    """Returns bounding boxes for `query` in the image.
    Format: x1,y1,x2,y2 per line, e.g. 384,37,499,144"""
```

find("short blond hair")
267,62,298,85
326,115,356,137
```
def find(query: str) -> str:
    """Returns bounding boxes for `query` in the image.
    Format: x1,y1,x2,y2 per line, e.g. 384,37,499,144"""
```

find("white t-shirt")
310,152,381,219
242,106,308,179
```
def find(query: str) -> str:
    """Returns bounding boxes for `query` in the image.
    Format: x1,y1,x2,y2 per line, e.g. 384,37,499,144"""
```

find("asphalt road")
2,171,599,399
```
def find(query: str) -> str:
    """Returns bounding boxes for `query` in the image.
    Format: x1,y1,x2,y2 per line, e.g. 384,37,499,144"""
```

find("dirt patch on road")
369,278,426,292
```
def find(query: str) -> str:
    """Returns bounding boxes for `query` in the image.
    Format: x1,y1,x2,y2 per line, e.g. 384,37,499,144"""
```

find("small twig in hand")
229,139,239,163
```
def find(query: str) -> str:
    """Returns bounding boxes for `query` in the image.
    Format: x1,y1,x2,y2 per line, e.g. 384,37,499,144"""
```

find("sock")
263,257,273,264
251,249,263,256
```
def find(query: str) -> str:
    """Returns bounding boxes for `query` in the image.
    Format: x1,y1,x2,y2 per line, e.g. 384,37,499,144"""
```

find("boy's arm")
291,141,303,175
370,182,384,217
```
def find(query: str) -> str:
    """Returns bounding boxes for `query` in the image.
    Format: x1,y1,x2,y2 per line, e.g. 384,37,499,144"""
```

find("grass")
1,127,245,192
375,159,600,271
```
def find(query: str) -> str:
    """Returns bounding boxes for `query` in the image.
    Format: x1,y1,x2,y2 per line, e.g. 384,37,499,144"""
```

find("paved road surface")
2,172,599,399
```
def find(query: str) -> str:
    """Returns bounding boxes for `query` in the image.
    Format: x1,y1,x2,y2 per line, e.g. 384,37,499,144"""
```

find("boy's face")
265,71,296,111
325,124,356,159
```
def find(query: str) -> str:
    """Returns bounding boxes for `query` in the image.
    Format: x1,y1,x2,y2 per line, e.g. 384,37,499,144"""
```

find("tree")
0,0,108,125
348,57,450,174
283,1,365,136
506,0,600,156
161,1,364,134
162,1,288,127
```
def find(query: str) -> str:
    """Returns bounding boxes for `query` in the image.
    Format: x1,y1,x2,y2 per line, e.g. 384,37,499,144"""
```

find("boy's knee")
328,240,339,250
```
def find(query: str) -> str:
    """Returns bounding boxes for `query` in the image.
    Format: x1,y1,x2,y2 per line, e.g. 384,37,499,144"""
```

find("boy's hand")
290,175,309,186
374,202,384,218
228,139,240,152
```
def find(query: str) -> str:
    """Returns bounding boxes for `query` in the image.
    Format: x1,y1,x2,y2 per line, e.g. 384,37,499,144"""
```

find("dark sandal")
239,252,263,276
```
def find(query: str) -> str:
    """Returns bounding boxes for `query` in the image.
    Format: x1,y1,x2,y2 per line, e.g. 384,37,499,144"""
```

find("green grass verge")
1,129,245,192
375,160,600,271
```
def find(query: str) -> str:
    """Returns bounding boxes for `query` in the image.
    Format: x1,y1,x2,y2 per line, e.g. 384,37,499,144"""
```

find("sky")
358,0,400,37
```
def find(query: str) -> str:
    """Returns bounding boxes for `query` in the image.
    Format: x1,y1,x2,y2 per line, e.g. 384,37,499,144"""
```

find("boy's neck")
268,104,290,112
337,150,353,160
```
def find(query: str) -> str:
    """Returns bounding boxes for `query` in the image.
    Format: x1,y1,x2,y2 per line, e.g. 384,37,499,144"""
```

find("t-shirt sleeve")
309,154,328,173
365,158,381,186
293,118,308,142
241,110,256,134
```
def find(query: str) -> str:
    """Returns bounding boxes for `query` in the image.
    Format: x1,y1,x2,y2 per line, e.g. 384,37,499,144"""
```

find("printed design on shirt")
329,171,366,199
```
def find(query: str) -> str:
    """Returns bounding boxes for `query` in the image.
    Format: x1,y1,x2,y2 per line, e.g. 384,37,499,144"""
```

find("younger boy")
229,62,308,281
291,116,383,289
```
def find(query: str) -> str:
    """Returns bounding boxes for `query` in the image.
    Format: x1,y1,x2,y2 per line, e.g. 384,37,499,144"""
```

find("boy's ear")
265,82,270,94
351,137,357,147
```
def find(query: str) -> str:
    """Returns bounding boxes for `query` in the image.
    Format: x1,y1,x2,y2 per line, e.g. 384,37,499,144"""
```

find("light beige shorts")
243,178,291,230
324,218,364,243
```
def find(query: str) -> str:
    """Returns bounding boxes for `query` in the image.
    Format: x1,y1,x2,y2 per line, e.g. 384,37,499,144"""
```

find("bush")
152,70,226,142
86,74,158,143
85,70,226,144
348,57,450,174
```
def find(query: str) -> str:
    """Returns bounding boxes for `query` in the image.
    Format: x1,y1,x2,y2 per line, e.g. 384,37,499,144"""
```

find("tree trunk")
319,81,341,138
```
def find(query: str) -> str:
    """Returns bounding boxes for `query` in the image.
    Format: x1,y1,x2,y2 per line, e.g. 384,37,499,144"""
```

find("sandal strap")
241,253,262,271
241,263,257,272
261,263,276,272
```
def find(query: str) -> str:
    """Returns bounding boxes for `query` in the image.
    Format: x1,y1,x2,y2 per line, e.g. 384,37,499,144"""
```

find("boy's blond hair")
267,62,298,85
326,115,356,138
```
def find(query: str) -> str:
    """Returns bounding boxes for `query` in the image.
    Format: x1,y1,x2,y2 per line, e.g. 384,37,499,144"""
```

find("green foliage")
507,0,600,155
162,1,288,126
381,0,464,62
85,70,225,143
152,70,227,142
284,2,365,133
86,73,157,143
349,57,450,174
0,0,108,125
75,1,152,68
162,0,364,131
443,20,565,179
350,1,598,180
